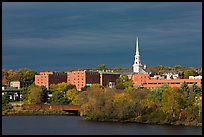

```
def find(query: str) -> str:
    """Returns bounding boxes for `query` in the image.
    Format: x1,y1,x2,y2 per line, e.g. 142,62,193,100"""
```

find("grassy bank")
2,109,79,116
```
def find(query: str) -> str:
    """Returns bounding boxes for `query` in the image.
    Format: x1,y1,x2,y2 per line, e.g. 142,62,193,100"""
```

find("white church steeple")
133,37,142,73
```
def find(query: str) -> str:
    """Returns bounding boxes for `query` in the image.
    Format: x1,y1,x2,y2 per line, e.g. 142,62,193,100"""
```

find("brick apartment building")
67,70,121,91
132,73,202,89
35,72,67,89
67,70,100,91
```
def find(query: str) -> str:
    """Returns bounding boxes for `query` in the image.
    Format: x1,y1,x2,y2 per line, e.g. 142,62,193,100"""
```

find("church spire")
136,36,139,56
133,36,141,73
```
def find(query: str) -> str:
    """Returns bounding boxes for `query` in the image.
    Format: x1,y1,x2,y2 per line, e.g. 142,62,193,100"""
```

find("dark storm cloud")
2,2,202,71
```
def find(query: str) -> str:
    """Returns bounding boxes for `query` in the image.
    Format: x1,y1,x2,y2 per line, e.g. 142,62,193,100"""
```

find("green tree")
50,91,69,105
180,81,190,95
184,69,197,79
50,82,75,92
40,86,49,103
147,87,163,106
190,83,201,93
112,92,135,120
161,87,182,121
115,74,133,90
17,68,37,86
27,85,48,104
96,64,106,70
124,86,136,92
2,94,12,110
89,83,104,89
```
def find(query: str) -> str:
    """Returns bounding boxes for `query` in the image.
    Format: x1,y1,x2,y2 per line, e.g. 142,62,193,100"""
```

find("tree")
180,81,190,95
27,85,48,104
147,87,164,106
66,88,79,104
16,68,37,86
124,87,136,92
190,83,201,93
89,84,104,89
184,69,197,79
2,94,12,110
2,69,9,86
161,87,182,120
115,74,133,90
96,64,106,70
50,91,69,105
50,82,75,92
2,94,10,105
40,86,49,103
5,68,37,87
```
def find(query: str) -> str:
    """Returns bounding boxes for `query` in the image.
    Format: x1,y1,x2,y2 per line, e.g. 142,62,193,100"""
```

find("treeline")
74,83,202,126
148,65,202,78
2,68,37,87
21,82,79,105
2,82,79,110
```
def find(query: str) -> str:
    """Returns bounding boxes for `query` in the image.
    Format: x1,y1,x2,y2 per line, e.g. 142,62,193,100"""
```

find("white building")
10,81,21,89
163,72,179,79
189,75,202,79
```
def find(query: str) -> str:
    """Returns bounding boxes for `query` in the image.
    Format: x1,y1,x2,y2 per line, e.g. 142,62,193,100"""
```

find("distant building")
189,75,202,79
150,75,165,80
67,70,100,91
143,78,202,89
132,73,150,87
132,73,202,88
10,81,21,89
67,70,121,90
163,72,179,79
99,71,120,87
35,72,67,89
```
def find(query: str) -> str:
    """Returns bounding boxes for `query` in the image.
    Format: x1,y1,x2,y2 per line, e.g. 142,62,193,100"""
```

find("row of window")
73,72,84,75
36,82,47,84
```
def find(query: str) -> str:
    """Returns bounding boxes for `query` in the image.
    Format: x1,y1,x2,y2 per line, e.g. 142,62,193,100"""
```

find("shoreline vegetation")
2,109,78,116
2,109,202,127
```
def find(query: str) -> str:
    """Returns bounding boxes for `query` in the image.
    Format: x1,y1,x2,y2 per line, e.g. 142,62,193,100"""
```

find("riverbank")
84,118,202,127
2,109,79,116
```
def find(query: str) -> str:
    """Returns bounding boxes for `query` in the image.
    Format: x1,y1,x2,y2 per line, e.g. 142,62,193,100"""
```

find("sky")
2,2,202,72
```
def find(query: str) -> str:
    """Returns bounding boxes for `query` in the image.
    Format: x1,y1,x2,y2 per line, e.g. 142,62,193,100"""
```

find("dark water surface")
2,116,202,135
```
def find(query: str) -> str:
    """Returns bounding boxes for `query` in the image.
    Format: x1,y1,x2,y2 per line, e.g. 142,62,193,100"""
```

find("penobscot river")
2,116,202,135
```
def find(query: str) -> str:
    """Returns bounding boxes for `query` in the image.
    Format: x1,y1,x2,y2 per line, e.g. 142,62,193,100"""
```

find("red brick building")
67,70,121,90
132,73,202,89
35,72,67,89
132,73,150,87
67,70,100,91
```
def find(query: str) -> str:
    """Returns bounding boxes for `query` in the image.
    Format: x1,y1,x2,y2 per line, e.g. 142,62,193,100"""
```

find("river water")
2,116,202,135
